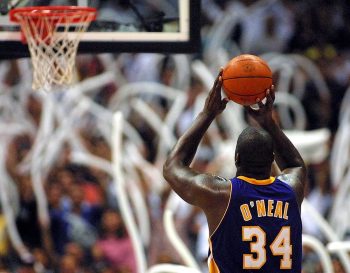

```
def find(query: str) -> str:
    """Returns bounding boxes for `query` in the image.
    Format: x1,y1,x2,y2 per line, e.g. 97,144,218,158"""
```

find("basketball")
222,54,273,106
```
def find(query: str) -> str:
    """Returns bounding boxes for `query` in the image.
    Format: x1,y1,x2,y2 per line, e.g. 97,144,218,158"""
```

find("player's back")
208,176,302,273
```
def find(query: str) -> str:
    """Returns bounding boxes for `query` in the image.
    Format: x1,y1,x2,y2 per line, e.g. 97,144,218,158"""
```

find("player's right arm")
163,70,231,234
246,88,307,208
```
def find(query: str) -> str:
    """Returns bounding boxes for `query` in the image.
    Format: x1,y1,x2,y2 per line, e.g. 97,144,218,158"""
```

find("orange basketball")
222,54,272,106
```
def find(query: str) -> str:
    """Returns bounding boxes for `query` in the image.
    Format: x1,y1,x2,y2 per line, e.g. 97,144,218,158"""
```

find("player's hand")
203,68,229,117
245,86,275,127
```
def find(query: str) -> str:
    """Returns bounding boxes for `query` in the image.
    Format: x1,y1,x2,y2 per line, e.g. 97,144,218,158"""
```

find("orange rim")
9,6,97,23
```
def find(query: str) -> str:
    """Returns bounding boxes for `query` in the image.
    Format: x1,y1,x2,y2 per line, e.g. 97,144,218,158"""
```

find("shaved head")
235,126,274,169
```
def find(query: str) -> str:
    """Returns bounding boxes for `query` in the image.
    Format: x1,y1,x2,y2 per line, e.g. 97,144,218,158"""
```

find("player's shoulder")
276,173,301,188
196,173,231,193
216,175,230,183
211,175,231,189
276,173,292,184
276,173,304,207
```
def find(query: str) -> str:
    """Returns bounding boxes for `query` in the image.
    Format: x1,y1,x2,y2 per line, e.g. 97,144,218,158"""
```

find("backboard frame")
0,0,201,59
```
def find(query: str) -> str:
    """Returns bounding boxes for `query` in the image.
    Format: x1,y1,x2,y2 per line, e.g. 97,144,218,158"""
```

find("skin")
163,69,307,236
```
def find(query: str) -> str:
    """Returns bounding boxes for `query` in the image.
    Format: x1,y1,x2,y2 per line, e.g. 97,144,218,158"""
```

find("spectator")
93,209,136,273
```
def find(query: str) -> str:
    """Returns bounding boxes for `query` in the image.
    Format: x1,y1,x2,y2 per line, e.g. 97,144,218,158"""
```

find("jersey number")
242,226,292,269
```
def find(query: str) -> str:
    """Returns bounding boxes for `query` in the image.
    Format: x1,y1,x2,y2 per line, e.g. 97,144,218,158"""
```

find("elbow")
282,158,306,173
163,158,174,182
163,157,182,183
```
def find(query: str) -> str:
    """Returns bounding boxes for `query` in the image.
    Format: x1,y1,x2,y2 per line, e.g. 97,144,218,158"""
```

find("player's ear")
235,153,240,166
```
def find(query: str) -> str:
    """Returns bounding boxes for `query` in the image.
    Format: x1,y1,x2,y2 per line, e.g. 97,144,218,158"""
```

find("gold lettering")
274,201,283,218
240,204,252,221
267,200,274,217
256,200,266,217
283,202,289,220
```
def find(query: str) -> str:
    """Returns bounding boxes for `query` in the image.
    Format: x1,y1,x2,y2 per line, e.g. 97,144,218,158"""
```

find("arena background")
0,0,349,272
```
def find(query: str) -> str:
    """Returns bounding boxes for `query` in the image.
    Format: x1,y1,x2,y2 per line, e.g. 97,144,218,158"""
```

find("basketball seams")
227,58,271,71
225,89,267,96
223,76,272,80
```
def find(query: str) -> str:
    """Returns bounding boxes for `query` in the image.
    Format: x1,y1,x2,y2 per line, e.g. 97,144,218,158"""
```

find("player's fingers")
217,68,224,87
256,97,264,108
245,105,257,116
266,89,274,106
220,98,229,110
211,73,220,92
211,77,222,98
214,68,223,86
265,89,271,101
270,86,276,102
216,76,223,90
222,97,229,105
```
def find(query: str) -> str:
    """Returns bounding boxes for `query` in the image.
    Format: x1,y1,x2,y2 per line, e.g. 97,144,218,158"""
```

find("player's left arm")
246,89,307,208
163,69,229,209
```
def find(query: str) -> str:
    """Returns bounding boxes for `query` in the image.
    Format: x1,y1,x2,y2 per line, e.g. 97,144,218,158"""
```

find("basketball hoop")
10,6,97,91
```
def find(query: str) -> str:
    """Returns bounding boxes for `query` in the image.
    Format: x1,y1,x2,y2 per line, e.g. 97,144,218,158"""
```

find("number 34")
242,226,292,269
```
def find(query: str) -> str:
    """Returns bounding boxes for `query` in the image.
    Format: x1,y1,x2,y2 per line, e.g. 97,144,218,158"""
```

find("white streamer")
302,200,350,271
302,234,334,273
112,112,147,273
164,192,200,270
0,141,33,262
132,98,176,151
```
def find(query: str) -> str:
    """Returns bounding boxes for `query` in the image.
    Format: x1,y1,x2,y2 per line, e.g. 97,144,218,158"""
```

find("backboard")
0,0,200,59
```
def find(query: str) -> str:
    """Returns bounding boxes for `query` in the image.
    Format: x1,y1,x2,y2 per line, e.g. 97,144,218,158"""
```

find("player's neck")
236,167,271,180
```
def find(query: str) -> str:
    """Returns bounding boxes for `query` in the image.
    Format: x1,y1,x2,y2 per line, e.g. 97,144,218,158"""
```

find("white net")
10,7,96,91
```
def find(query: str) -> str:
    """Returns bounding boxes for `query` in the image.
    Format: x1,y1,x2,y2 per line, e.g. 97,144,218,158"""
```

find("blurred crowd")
0,0,350,273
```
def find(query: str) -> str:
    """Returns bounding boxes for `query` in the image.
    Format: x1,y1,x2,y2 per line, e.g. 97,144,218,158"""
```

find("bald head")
235,126,274,169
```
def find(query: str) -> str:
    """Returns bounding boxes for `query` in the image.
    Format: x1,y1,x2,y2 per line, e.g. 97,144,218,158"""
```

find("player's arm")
163,70,229,210
246,88,307,207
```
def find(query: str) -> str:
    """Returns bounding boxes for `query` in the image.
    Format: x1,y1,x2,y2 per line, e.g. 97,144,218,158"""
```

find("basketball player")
163,69,306,272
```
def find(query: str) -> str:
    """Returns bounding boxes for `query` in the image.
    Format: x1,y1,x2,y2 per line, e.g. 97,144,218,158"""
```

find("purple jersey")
208,176,302,273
